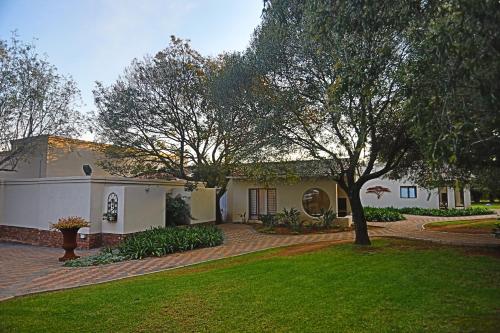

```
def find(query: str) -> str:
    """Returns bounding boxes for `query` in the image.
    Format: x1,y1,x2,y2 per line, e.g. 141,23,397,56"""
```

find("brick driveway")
1,214,498,301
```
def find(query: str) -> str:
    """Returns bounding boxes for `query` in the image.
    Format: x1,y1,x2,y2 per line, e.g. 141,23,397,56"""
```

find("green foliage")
0,34,83,171
63,249,129,267
165,194,192,226
364,207,405,222
276,208,302,231
64,225,224,266
118,226,224,260
318,209,337,227
406,0,500,176
398,207,494,217
259,214,277,227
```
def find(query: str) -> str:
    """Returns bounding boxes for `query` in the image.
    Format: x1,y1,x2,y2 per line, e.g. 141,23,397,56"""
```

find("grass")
426,219,499,232
1,239,499,332
473,201,500,210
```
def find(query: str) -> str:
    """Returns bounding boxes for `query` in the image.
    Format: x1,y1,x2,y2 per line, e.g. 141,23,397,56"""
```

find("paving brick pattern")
1,214,498,301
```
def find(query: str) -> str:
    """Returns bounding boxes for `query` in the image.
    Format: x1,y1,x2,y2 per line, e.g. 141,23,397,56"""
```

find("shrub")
64,225,224,266
277,208,302,231
259,214,277,227
398,207,494,216
50,216,90,230
165,194,193,226
319,209,337,227
118,225,224,259
63,249,129,267
364,207,405,222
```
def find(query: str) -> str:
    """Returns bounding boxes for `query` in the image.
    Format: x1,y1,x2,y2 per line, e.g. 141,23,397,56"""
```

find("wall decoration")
103,192,118,222
366,186,391,199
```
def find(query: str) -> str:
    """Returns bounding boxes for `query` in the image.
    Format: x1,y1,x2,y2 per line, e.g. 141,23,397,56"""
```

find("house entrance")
337,198,347,217
439,187,448,209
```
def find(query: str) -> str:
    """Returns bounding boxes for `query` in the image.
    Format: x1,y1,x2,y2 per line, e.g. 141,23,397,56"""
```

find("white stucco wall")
360,177,440,209
225,178,338,223
0,177,202,236
0,177,93,232
189,188,216,223
360,178,471,209
122,186,167,233
45,137,111,177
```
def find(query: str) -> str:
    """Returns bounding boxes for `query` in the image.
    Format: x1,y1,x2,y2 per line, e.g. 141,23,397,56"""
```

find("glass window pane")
267,189,277,214
302,188,330,217
409,187,416,198
400,187,408,198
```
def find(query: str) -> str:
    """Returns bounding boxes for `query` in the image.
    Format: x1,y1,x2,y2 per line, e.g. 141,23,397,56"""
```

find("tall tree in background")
248,0,426,244
94,37,258,222
0,34,82,171
408,0,500,174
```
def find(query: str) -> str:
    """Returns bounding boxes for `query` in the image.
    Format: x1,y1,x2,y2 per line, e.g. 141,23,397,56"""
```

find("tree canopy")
246,0,426,244
94,37,260,222
0,34,83,171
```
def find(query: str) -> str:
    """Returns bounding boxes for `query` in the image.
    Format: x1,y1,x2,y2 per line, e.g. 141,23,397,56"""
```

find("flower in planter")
50,216,90,230
50,216,90,262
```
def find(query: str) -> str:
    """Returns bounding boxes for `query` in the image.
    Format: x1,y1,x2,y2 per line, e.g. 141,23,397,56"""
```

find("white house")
220,161,471,223
0,136,216,248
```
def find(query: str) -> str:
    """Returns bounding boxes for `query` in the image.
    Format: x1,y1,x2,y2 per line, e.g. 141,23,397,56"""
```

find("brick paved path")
1,214,498,301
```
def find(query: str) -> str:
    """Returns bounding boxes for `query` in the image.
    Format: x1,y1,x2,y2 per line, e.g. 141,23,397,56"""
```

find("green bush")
398,207,494,216
277,208,302,231
63,249,129,267
364,207,405,222
64,225,224,267
165,194,193,226
259,214,277,227
319,209,337,227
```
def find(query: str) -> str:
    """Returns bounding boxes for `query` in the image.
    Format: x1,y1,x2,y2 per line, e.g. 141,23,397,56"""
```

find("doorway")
337,198,348,217
439,187,448,209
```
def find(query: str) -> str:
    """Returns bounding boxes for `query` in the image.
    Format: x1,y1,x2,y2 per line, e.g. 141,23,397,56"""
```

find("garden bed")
398,207,494,216
249,223,355,235
63,225,224,267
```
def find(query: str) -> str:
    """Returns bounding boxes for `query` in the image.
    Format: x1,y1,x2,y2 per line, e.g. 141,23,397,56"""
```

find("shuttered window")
249,188,277,219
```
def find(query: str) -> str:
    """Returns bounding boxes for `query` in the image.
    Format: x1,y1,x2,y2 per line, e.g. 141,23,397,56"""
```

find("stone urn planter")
50,216,90,262
59,228,81,262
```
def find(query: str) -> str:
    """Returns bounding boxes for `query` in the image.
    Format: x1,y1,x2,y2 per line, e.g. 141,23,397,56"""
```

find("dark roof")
230,159,337,179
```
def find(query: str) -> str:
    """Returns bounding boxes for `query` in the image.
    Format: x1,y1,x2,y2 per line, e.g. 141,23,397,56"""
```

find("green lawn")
473,201,500,210
426,219,499,230
1,239,499,333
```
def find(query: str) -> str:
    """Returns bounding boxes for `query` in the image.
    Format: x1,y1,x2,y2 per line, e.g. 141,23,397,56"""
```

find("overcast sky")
0,0,263,138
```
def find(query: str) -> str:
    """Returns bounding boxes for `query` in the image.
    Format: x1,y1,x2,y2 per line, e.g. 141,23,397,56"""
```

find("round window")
302,188,330,217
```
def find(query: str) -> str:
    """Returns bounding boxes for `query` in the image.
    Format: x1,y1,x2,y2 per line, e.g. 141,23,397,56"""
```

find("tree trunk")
215,190,225,224
348,189,371,245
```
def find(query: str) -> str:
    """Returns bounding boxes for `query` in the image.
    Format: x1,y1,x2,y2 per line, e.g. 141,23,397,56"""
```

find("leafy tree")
0,34,82,171
94,37,258,223
408,0,500,173
470,167,500,203
247,0,426,244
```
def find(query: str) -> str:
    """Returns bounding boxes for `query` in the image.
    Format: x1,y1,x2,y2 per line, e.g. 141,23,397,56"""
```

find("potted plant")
50,216,90,262
102,212,117,222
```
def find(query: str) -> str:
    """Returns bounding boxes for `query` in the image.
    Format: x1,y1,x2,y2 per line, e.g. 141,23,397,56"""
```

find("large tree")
247,0,427,244
0,35,82,171
408,0,500,173
94,37,258,223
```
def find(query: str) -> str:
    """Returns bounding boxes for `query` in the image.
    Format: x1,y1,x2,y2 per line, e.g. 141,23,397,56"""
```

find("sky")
0,0,263,139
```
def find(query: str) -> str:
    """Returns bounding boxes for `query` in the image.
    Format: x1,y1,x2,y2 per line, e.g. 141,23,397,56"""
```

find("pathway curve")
1,214,498,301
